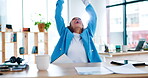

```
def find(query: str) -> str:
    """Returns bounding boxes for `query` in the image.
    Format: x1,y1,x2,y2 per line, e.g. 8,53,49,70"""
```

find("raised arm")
82,0,97,37
55,0,65,36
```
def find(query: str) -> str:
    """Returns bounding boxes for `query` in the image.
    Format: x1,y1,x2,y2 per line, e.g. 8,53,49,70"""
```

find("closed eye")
72,18,81,20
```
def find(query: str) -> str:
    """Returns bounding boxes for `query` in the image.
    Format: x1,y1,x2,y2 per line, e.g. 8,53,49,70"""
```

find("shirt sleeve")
85,4,97,37
55,0,65,36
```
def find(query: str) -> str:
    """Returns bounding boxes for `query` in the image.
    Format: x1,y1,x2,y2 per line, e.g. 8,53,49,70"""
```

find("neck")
73,28,82,34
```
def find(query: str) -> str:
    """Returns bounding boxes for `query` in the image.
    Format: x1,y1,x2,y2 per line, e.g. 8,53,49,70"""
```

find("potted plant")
34,14,51,32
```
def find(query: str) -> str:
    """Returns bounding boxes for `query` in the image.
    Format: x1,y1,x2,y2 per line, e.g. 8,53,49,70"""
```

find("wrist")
83,0,90,6
85,2,90,6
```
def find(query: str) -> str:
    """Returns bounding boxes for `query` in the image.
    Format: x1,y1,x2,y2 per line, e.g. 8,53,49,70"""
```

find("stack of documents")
0,63,28,72
75,64,148,75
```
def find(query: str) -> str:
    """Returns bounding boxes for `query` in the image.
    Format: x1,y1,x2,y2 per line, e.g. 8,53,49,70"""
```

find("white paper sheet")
52,54,73,63
75,64,148,75
75,67,113,75
106,64,148,74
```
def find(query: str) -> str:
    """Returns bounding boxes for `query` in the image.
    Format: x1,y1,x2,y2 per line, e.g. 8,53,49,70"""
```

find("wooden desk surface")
1,63,148,78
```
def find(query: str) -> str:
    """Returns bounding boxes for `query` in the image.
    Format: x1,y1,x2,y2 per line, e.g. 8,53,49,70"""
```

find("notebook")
128,39,146,51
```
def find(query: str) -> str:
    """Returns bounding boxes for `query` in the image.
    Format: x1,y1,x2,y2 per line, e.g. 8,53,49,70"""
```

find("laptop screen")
135,39,146,51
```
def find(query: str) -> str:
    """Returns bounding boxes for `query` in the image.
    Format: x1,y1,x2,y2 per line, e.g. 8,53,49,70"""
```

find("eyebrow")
72,18,81,20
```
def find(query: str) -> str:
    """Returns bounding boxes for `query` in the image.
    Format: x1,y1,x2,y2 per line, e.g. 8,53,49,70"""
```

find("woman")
51,0,102,63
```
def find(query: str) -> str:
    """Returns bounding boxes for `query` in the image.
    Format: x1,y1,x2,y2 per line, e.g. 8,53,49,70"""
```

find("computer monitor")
135,39,146,51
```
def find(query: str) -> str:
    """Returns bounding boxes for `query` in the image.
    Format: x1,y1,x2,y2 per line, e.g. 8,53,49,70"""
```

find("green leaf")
34,22,39,25
44,22,51,31
39,14,41,16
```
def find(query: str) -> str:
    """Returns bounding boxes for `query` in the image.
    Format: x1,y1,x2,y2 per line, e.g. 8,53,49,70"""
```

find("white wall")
0,0,7,63
68,0,85,25
68,0,107,50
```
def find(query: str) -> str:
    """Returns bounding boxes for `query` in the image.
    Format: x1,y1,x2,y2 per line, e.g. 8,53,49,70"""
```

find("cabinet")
1,32,48,63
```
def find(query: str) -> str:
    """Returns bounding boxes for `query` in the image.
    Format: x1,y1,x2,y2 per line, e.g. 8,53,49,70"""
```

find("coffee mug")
115,45,121,52
35,55,50,70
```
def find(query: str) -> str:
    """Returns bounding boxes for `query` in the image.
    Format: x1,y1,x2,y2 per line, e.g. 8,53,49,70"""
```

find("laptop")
128,39,146,51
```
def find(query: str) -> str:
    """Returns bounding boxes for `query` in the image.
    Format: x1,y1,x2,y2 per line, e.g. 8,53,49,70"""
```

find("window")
106,0,123,5
6,0,22,31
23,0,48,29
127,2,148,48
107,6,123,45
126,0,139,2
106,0,148,48
6,0,68,31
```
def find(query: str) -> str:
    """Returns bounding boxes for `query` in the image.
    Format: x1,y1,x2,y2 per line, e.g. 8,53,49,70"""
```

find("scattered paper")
106,64,148,74
75,64,148,75
75,67,113,75
52,54,73,63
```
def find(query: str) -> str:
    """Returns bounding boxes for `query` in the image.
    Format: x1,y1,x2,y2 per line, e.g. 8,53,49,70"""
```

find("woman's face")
70,17,83,29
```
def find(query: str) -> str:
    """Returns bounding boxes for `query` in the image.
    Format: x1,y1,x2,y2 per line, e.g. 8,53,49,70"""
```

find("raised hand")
81,0,90,6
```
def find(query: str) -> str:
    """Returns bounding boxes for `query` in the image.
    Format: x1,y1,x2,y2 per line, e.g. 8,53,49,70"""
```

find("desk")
1,63,148,78
99,51,148,62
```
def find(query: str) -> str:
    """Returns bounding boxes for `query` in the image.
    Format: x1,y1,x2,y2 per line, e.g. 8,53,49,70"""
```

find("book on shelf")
13,33,17,42
10,33,17,42
23,28,30,32
32,46,38,54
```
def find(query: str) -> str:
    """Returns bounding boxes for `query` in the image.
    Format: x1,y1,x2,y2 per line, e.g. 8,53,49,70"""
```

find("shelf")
0,32,48,33
5,42,17,43
1,32,48,63
0,31,17,33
